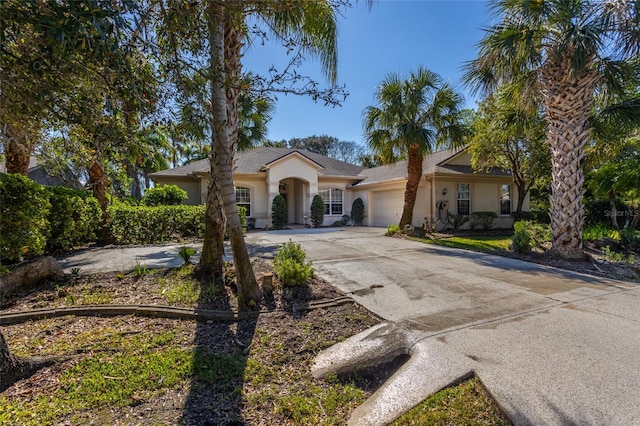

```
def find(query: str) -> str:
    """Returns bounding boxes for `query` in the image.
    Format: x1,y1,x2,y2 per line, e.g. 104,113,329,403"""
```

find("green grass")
419,235,513,253
583,224,620,241
157,273,215,305
0,329,192,425
392,376,511,425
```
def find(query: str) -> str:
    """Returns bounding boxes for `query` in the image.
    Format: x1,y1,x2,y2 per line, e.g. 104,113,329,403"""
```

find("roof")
150,147,364,178
352,148,510,187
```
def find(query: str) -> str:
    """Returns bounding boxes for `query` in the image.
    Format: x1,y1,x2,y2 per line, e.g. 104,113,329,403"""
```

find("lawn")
417,234,513,253
0,263,510,425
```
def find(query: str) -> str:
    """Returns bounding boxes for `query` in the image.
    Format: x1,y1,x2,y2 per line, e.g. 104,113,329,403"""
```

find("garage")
370,189,404,227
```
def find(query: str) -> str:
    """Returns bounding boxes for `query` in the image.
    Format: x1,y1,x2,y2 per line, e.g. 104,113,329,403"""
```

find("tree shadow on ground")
179,268,258,426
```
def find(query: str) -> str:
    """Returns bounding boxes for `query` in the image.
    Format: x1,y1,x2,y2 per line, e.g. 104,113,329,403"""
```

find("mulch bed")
1,258,384,425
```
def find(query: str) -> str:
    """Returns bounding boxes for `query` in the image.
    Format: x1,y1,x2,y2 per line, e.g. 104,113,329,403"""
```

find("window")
457,183,470,216
500,184,511,215
235,186,251,217
319,188,343,215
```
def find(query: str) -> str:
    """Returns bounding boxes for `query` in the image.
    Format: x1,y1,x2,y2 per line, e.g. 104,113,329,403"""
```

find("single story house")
149,146,529,229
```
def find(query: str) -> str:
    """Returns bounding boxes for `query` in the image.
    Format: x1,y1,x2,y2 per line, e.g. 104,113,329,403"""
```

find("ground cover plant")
410,226,639,282
0,259,511,425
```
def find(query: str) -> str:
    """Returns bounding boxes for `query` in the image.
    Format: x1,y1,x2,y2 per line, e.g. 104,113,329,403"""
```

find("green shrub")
447,213,469,231
0,174,50,262
44,186,101,252
178,246,197,265
469,211,497,231
107,204,205,244
620,228,640,252
273,240,314,286
602,246,634,263
311,194,325,228
583,224,620,241
141,184,188,206
271,195,287,230
512,221,532,253
512,220,551,253
386,223,401,236
351,198,365,226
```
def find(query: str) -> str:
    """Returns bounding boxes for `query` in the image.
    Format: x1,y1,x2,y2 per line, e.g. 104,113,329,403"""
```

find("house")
149,146,529,229
0,156,81,188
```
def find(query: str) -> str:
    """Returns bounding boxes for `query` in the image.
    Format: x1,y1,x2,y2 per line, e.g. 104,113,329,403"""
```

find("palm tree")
199,1,340,308
363,66,466,228
464,0,640,260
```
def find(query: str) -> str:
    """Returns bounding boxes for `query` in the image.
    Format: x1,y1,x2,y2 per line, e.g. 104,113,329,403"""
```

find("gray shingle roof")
150,146,510,183
150,147,363,178
352,148,510,187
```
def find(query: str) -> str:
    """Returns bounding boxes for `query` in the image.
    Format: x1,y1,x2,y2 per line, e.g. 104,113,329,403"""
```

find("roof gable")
261,151,324,171
150,147,363,179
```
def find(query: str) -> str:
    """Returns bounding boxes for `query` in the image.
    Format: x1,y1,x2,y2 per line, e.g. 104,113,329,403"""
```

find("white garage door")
371,189,404,227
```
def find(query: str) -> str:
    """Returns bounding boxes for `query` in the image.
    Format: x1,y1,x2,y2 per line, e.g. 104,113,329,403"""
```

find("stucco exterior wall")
318,178,356,226
233,176,269,228
153,176,201,205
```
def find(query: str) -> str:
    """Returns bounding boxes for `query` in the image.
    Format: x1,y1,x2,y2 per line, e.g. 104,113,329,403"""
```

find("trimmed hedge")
108,204,206,244
351,198,364,226
44,186,101,252
469,211,497,230
271,195,287,230
141,184,188,206
0,174,50,262
311,195,325,228
107,204,247,244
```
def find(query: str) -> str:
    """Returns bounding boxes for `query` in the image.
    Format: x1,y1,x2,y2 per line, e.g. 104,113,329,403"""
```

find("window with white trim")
319,188,343,215
235,186,251,217
500,184,511,215
457,183,470,216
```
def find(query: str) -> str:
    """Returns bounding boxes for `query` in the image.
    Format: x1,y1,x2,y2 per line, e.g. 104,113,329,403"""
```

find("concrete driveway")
245,227,640,425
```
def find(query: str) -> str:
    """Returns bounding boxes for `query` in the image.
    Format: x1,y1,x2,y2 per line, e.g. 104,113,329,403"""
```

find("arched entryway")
278,177,309,226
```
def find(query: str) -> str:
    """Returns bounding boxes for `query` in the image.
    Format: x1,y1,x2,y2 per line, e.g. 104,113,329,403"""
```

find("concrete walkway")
245,227,640,426
58,228,640,425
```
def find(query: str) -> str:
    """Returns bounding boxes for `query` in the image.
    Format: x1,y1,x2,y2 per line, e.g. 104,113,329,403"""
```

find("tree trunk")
2,122,37,176
515,183,527,214
0,256,64,295
0,330,21,391
87,159,108,219
127,162,142,200
609,191,619,229
541,56,597,260
0,329,55,392
87,159,111,242
399,146,423,228
206,2,261,308
197,161,226,285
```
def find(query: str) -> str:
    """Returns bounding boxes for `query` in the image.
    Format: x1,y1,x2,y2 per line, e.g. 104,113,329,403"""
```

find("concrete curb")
0,296,355,326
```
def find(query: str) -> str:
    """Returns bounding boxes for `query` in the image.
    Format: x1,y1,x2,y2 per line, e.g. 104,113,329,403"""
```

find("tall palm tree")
464,0,640,260
364,66,466,228
153,0,342,307
197,1,340,308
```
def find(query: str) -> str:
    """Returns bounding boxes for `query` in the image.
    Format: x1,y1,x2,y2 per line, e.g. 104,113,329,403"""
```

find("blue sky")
242,0,494,146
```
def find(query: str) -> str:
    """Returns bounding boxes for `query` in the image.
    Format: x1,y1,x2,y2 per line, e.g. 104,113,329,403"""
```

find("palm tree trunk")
541,58,598,260
206,2,261,308
399,146,423,228
198,160,226,284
